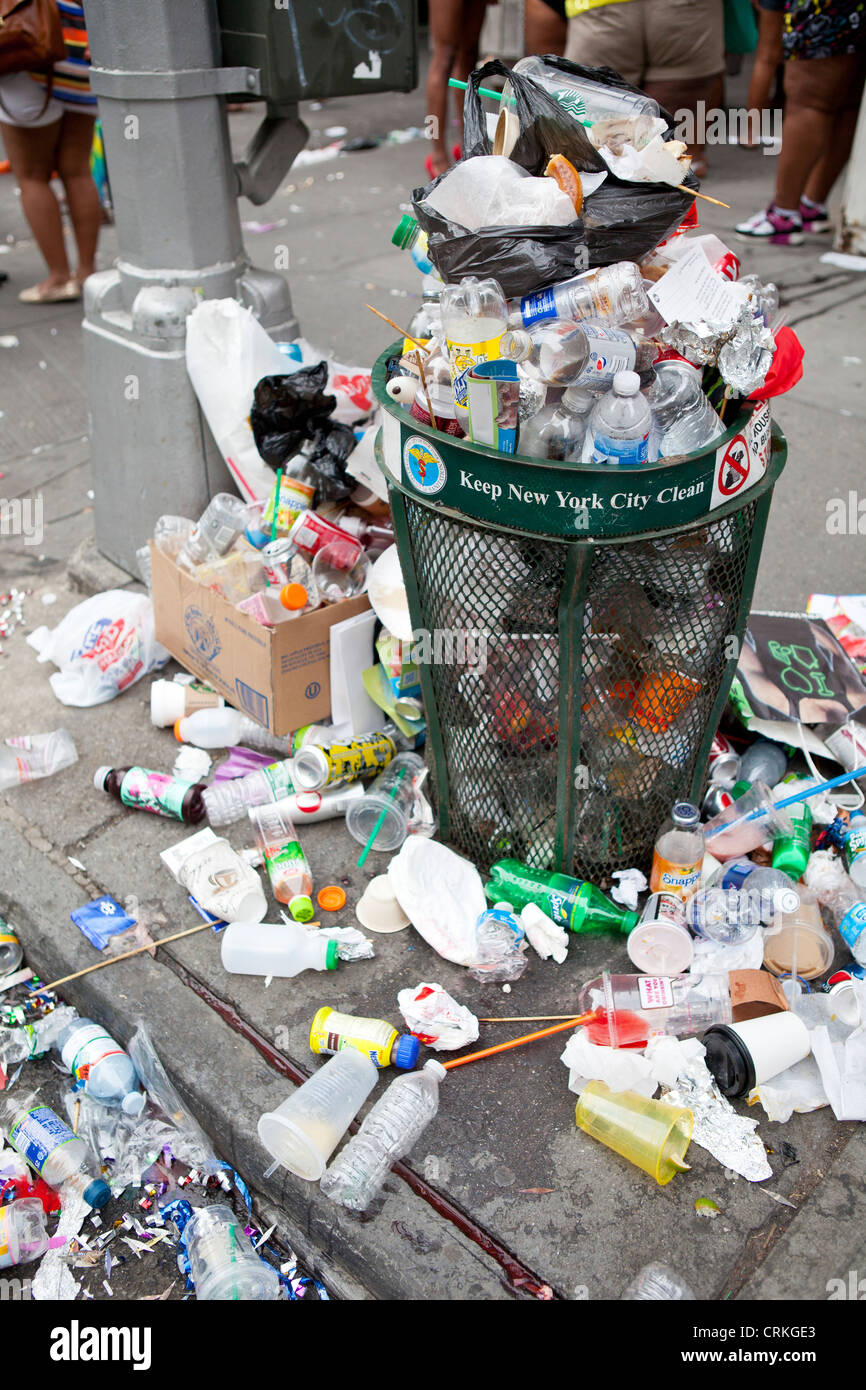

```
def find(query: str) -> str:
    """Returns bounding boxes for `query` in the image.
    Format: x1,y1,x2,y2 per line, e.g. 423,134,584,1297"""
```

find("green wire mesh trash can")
374,348,786,884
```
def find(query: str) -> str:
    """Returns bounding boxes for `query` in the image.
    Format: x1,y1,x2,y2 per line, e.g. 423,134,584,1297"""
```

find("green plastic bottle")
771,777,813,878
485,860,638,934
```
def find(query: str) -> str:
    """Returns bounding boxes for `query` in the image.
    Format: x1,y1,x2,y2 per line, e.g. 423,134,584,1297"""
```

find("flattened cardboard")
729,968,790,1021
150,542,370,736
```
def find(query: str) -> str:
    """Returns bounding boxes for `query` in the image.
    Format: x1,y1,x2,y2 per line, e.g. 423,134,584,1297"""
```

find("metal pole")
82,0,298,573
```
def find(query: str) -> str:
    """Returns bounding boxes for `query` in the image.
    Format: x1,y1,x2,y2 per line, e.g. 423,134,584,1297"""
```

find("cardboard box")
150,543,370,736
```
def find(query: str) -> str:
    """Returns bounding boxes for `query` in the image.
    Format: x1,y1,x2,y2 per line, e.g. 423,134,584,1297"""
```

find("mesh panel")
403,499,759,884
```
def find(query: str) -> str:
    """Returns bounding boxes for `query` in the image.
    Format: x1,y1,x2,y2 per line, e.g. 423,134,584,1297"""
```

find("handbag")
0,0,66,77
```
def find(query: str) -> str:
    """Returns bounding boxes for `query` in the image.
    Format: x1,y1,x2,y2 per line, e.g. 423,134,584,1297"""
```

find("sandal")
18,278,81,304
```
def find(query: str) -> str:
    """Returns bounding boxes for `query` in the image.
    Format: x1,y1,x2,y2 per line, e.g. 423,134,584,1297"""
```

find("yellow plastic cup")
575,1082,693,1186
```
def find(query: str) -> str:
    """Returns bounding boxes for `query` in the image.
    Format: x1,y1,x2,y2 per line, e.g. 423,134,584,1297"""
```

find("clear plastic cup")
345,752,426,853
257,1049,379,1180
575,1082,693,1186
702,782,794,861
312,540,370,603
185,1204,281,1301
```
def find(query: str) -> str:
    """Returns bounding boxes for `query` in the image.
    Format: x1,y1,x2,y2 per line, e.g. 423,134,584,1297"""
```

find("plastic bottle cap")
289,894,314,922
771,842,810,877
93,766,111,791
122,1091,147,1118
173,718,186,743
391,213,417,248
281,583,308,611
392,1033,421,1069
672,801,700,827
613,370,640,394
317,885,346,912
325,939,340,971
84,1178,112,1210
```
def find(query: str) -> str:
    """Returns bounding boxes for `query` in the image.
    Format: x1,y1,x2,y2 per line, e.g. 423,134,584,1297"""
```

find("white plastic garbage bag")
27,591,168,706
426,155,577,230
185,298,288,502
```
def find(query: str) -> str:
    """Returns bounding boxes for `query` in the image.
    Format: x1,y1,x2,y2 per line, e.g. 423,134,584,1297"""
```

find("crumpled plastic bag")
690,930,764,977
250,365,336,467
425,155,577,230
127,1023,221,1175
561,1028,658,1097
27,590,168,706
274,337,374,425
388,837,487,966
397,982,480,1050
810,981,866,1120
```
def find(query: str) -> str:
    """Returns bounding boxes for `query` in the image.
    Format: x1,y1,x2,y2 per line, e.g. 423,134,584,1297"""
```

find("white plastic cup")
257,1049,379,1180
185,1203,281,1301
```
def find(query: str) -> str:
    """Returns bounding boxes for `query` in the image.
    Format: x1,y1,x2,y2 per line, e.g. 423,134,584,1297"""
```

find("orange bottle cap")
173,719,184,742
317,885,346,912
281,583,308,611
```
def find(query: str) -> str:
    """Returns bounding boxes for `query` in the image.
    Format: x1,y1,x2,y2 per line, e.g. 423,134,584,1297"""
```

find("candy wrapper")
397,983,479,1051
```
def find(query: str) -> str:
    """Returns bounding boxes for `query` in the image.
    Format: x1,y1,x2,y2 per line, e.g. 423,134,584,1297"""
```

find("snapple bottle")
650,801,704,902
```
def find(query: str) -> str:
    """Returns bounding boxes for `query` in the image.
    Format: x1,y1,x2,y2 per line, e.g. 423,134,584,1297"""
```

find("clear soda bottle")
320,1060,447,1210
650,801,704,901
648,360,724,458
249,799,314,920
517,262,650,329
518,385,594,460
590,370,652,466
440,276,508,417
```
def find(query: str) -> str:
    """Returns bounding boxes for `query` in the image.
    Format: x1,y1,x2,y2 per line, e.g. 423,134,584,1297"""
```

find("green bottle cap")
325,939,339,971
391,214,418,249
771,840,809,877
731,780,752,799
289,894,314,923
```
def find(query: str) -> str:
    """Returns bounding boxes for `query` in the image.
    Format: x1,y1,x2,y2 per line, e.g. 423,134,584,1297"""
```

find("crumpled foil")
31,1191,88,1301
659,276,777,394
660,1069,772,1182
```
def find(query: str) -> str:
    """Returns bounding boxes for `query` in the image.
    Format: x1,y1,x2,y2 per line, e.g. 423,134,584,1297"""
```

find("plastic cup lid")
317,885,346,912
627,918,693,975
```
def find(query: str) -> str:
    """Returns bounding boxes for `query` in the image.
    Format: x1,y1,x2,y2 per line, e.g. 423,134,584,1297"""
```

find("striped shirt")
32,1,97,110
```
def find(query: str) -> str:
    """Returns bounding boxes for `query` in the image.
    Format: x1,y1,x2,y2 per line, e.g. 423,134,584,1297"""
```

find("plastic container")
703,1013,811,1098
309,1007,420,1070
575,1082,692,1186
650,801,704,900
150,677,223,727
706,861,801,924
185,1203,281,1301
345,751,426,853
257,1049,379,1180
686,886,759,945
762,887,836,980
578,971,733,1048
627,893,693,974
203,757,295,825
4,1092,111,1209
55,1017,145,1115
176,493,251,572
500,319,653,390
0,917,24,977
505,55,660,126
622,1263,696,1300
648,360,724,459
249,801,314,920
320,1060,446,1210
440,276,508,417
312,541,371,603
0,1197,54,1269
94,765,206,824
843,810,866,890
220,921,338,977
173,707,290,754
0,729,78,791
517,262,649,330
771,778,814,878
702,781,794,861
589,369,652,467
739,739,788,786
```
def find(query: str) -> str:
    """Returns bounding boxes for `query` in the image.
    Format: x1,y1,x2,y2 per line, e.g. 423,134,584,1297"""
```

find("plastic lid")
627,918,693,975
613,370,640,395
672,801,700,827
702,1024,754,1099
150,680,184,727
392,1033,421,1069
93,766,111,790
325,939,339,971
289,893,314,922
121,1090,147,1118
173,718,186,743
317,885,346,912
84,1178,112,1210
391,213,417,249
281,583,308,611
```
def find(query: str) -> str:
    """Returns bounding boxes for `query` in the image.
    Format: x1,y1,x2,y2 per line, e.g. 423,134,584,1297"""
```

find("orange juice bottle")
650,802,704,901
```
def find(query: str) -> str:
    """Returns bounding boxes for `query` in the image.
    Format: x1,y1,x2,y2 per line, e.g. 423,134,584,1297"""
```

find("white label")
647,246,738,328
637,976,675,1009
709,400,771,512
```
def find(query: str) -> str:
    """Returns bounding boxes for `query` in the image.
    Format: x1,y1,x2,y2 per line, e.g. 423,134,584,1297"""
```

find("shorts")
783,44,866,108
565,0,725,84
0,72,63,127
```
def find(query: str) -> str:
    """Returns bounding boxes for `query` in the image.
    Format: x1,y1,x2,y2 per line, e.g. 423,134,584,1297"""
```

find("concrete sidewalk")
1,70,865,1301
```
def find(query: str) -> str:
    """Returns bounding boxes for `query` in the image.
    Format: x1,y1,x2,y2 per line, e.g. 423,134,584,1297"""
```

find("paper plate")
366,544,413,641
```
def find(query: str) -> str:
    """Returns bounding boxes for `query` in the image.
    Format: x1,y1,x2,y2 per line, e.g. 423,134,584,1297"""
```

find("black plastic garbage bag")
250,365,336,467
304,420,358,502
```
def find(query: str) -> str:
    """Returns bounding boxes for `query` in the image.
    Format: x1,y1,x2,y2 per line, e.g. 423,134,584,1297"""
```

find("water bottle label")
446,334,504,408
63,1024,125,1088
263,761,294,800
844,828,866,869
9,1106,76,1174
520,288,557,326
839,903,866,952
120,768,192,819
591,431,649,466
637,977,675,1009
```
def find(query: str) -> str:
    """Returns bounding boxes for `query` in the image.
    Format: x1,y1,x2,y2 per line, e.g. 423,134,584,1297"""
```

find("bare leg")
744,10,784,146
773,104,832,208
525,0,567,57
803,103,859,205
56,111,100,282
426,0,464,176
0,118,69,288
450,0,491,153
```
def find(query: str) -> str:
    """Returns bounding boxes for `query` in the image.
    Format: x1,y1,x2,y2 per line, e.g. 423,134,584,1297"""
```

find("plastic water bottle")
706,861,800,923
177,493,251,572
500,320,653,389
173,707,290,755
518,386,594,461
648,360,725,458
55,1017,145,1116
185,1203,282,1301
810,872,866,967
0,1198,55,1269
249,800,314,920
470,903,528,982
0,1004,79,1069
440,276,509,416
4,1093,111,1209
0,729,77,791
517,263,650,329
843,811,866,890
590,370,652,467
203,757,295,825
622,1263,695,1300
320,1060,447,1210
739,739,788,786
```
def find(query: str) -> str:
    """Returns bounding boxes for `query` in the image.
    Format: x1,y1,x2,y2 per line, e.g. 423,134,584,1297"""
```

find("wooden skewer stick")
479,1014,589,1023
365,304,428,352
678,184,731,209
27,921,216,997
414,350,439,433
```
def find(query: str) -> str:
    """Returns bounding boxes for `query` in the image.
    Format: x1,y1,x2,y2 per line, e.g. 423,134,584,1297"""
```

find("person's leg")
426,0,465,176
55,111,101,282
0,118,69,288
801,55,866,217
451,0,493,154
524,0,567,58
743,9,785,147
643,0,725,176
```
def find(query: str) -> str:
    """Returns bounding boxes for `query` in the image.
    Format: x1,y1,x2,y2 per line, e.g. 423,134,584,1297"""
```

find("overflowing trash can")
375,356,786,883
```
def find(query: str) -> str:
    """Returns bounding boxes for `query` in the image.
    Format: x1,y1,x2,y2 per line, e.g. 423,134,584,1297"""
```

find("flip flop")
18,279,81,304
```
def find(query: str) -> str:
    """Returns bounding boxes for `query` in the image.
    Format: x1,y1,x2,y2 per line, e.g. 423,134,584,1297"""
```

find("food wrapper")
397,983,479,1051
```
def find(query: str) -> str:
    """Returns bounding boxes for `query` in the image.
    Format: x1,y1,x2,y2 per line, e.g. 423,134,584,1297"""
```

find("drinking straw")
442,1012,596,1070
448,77,512,104
705,763,866,839
356,767,407,867
271,466,283,544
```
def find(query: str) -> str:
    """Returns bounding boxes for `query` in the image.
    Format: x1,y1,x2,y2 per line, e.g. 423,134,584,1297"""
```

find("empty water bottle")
501,320,653,390
518,385,594,460
55,1017,145,1115
590,370,652,466
203,757,295,825
4,1092,111,1209
648,360,725,458
177,494,251,573
320,1060,447,1210
469,903,529,983
517,262,650,329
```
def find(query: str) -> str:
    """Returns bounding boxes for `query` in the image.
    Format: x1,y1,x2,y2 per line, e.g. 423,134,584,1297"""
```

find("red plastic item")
582,1008,650,1050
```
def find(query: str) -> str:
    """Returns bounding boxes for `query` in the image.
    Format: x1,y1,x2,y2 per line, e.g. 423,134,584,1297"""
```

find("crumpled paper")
520,903,568,964
560,1029,657,1097
610,868,648,911
690,929,764,978
397,982,479,1051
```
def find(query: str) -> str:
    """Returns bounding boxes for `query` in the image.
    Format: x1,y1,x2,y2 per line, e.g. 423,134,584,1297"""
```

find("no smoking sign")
710,401,771,511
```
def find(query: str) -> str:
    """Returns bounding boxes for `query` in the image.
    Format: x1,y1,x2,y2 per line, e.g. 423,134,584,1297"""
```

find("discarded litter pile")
5,56,866,1303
